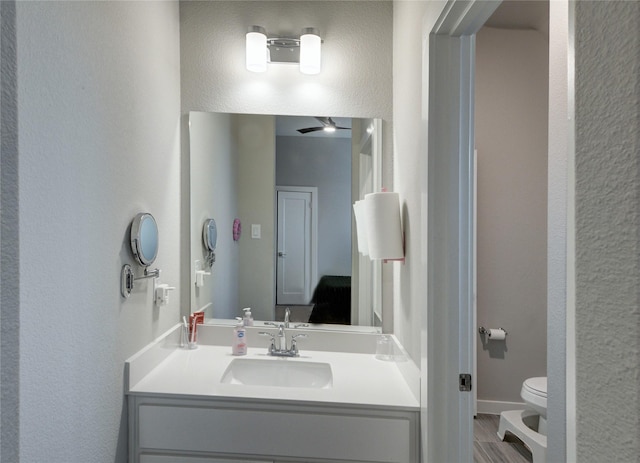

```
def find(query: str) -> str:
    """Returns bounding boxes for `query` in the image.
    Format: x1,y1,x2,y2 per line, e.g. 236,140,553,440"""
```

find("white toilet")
497,376,547,463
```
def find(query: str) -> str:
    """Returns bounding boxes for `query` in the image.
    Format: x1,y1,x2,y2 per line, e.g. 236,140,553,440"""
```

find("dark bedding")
308,275,351,324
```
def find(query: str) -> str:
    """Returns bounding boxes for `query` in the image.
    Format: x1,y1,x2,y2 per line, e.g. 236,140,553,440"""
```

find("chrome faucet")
284,307,290,328
277,324,286,351
259,324,307,357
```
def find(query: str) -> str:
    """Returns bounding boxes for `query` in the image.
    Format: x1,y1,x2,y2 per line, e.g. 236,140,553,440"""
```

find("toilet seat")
521,377,547,416
523,377,547,397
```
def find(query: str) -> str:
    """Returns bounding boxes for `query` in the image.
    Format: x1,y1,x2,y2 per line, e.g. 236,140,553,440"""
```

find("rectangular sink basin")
220,358,333,389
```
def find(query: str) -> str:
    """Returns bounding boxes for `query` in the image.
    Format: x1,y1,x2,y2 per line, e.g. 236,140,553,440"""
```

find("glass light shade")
299,28,321,75
246,27,267,73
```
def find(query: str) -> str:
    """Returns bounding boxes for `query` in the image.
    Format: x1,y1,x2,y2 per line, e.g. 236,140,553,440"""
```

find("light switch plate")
251,224,261,239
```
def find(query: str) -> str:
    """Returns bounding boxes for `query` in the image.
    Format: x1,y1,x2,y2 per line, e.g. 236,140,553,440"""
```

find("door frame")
426,1,573,462
425,2,501,462
275,186,318,306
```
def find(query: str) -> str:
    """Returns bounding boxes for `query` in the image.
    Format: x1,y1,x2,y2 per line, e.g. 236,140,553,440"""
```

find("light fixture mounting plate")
267,38,300,64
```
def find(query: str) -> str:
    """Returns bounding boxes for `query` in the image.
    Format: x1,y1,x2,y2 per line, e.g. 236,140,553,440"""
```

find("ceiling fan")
296,117,351,134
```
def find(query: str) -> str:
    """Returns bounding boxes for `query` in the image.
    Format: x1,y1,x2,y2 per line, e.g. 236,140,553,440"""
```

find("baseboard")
477,399,525,415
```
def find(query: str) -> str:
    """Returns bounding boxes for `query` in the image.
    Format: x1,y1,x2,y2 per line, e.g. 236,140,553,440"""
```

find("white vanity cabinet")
126,327,421,463
129,395,419,463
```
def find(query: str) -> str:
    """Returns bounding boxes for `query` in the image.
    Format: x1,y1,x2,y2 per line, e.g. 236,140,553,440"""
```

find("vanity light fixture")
299,27,322,75
246,26,322,75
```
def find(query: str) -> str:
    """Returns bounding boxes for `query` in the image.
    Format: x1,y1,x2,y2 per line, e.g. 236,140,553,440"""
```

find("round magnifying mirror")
203,218,217,252
131,213,159,267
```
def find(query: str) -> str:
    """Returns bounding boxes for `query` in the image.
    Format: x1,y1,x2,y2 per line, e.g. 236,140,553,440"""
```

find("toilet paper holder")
478,326,508,336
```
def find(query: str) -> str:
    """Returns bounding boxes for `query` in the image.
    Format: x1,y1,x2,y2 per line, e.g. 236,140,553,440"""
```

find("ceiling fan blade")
297,126,324,134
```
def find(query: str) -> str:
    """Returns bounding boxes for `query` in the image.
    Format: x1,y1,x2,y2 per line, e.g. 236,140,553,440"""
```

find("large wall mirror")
189,112,382,330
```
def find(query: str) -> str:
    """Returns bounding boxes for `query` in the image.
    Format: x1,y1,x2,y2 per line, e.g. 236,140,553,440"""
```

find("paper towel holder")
381,187,404,264
361,189,406,264
383,235,405,264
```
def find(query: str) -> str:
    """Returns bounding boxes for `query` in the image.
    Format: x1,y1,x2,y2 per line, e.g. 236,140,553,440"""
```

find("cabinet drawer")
141,456,272,463
138,403,413,462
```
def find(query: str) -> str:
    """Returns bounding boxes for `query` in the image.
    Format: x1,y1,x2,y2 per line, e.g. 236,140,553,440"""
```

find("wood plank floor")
474,414,533,463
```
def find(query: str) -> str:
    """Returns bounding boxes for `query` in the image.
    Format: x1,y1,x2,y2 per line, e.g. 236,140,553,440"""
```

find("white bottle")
242,307,254,326
232,317,247,356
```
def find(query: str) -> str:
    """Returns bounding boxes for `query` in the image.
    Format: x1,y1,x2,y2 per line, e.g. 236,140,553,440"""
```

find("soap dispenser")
232,317,247,356
242,307,254,326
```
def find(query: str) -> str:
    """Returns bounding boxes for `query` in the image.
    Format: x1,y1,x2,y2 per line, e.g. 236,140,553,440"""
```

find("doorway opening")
472,2,549,462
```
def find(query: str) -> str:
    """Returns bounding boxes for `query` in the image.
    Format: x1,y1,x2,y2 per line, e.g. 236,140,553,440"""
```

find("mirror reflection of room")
189,113,380,328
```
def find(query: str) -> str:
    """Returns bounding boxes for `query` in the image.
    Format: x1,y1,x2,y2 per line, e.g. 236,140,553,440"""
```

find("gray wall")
276,136,352,279
6,2,181,461
475,27,548,404
574,2,640,460
236,115,276,319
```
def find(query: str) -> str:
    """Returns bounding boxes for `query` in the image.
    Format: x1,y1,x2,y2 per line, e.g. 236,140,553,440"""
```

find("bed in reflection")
308,275,352,325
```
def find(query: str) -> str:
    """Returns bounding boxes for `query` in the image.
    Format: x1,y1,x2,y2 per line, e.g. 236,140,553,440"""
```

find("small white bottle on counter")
232,317,247,356
242,307,254,326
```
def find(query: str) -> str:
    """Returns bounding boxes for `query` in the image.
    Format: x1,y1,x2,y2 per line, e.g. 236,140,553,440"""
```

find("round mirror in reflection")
202,218,218,252
131,212,159,267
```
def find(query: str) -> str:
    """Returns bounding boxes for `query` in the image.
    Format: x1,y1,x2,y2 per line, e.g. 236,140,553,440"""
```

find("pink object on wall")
233,218,242,241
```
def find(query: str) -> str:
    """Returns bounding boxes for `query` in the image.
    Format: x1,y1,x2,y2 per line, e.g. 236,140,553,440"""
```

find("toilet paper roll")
488,328,506,341
363,192,404,260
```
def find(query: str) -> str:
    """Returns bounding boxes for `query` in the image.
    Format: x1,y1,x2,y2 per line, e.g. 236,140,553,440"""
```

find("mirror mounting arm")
120,264,161,298
139,267,160,280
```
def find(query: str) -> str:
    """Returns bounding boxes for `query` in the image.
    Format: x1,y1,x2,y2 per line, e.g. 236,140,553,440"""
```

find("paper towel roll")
352,200,369,256
363,192,404,260
488,328,506,341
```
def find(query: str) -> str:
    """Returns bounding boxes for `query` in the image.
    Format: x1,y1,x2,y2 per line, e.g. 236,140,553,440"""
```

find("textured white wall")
574,2,640,460
475,27,548,404
391,0,437,364
14,2,181,462
1,2,21,461
180,1,392,122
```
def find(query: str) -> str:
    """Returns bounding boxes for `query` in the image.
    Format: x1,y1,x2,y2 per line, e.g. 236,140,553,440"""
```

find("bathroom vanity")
126,324,420,463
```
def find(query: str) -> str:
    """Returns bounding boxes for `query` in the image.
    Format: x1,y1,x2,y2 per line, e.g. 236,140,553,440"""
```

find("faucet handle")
290,334,307,355
259,331,276,340
258,331,276,353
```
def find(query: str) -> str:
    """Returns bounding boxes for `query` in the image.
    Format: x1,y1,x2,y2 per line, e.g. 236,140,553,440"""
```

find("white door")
276,189,313,305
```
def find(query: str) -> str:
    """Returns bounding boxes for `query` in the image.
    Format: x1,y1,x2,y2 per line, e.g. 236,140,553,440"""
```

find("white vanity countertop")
127,343,419,411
